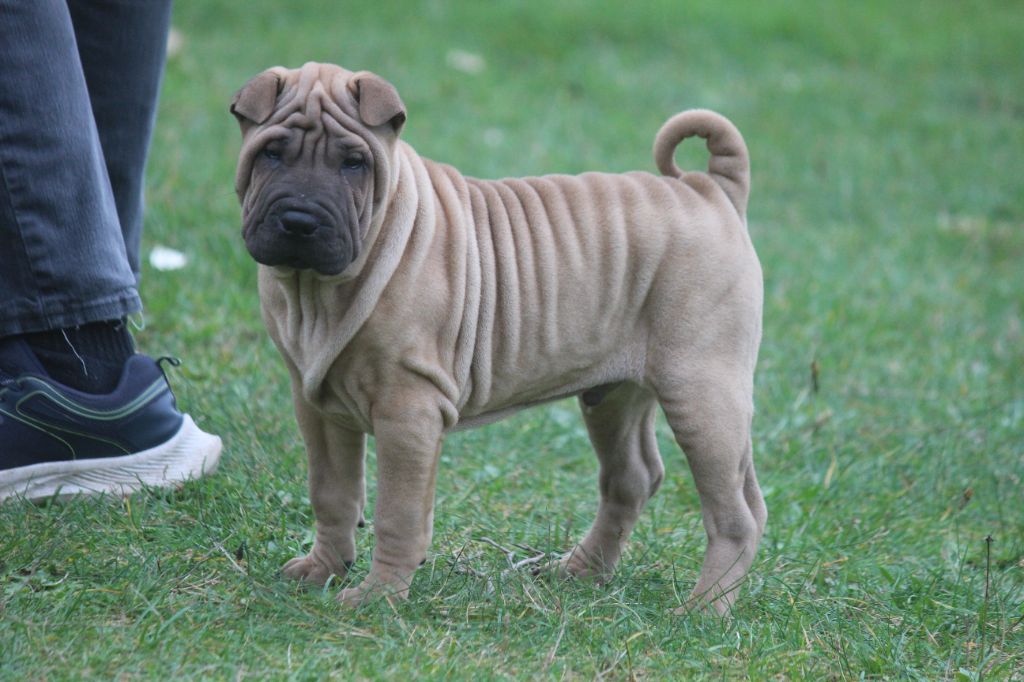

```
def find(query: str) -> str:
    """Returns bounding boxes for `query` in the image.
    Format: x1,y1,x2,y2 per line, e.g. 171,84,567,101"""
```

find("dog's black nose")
279,210,320,237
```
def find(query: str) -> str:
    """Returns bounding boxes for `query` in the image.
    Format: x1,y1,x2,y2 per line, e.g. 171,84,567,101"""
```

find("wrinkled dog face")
241,114,373,275
231,63,406,277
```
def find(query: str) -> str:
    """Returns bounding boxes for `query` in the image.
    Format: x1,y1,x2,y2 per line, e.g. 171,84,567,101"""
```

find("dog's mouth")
243,202,357,275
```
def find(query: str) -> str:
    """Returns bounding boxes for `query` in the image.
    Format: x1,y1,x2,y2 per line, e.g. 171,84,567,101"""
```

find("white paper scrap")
149,245,188,271
446,49,485,74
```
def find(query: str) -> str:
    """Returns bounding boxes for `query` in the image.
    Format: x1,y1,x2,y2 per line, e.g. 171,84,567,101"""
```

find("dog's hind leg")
655,365,764,615
554,383,664,580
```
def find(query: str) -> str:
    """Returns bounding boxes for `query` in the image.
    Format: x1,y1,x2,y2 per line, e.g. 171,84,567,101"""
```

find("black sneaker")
0,340,221,502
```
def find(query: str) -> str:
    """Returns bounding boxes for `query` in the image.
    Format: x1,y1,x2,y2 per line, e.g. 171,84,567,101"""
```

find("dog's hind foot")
534,544,613,584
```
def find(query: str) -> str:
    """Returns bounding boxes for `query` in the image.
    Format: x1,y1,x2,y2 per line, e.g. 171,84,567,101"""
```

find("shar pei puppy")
231,62,766,615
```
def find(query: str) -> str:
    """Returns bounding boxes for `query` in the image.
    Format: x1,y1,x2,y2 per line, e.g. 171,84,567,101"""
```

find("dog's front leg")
339,392,444,607
282,392,366,586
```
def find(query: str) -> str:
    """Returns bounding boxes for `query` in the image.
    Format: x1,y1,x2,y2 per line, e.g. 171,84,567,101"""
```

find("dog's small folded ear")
346,72,406,134
230,70,281,130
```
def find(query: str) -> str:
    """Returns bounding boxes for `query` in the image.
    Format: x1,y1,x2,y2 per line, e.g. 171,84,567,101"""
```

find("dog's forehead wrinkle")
321,118,368,153
295,62,321,95
276,85,301,112
330,72,354,106
269,88,358,148
320,98,360,132
282,104,318,131
266,84,305,127
293,125,324,153
303,86,325,122
269,68,339,131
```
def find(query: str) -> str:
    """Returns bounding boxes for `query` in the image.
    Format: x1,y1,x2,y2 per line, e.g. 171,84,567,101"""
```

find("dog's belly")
451,339,642,432
449,389,582,432
450,378,620,433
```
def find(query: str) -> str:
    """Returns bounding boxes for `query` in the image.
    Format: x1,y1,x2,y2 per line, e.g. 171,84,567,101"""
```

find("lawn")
2,0,1022,678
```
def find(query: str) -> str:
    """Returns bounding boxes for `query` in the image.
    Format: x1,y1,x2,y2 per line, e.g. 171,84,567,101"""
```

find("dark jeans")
0,0,172,337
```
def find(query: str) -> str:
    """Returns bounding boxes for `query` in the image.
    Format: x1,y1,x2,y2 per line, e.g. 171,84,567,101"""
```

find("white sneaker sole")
0,414,222,503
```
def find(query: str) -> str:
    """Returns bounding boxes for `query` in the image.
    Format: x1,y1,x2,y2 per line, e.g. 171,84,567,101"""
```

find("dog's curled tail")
653,109,750,221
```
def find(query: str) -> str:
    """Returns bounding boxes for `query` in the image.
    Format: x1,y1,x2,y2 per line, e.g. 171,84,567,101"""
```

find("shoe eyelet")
1,379,25,397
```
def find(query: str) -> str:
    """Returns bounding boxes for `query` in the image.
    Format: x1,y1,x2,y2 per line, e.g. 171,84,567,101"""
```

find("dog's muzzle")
244,203,355,276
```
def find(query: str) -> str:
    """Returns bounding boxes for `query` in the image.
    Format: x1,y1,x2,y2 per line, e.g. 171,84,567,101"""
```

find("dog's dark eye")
342,154,366,171
263,148,282,161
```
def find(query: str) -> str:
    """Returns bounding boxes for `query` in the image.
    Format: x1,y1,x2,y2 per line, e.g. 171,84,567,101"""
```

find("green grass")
3,0,1023,678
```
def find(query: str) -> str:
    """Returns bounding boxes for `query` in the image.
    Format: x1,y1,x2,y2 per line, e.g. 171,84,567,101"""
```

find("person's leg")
1,0,175,395
69,0,173,280
0,0,141,338
14,0,174,394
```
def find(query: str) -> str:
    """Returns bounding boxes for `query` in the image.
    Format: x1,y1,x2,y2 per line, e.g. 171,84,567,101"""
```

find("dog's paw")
535,546,612,583
672,598,731,618
338,578,409,608
281,553,350,586
673,586,735,618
